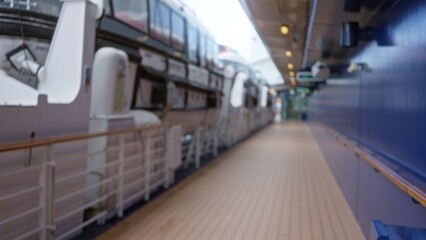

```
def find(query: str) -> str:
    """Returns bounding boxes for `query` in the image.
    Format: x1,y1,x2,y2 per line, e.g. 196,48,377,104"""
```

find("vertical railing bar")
117,134,125,218
38,146,47,240
195,127,201,169
44,144,55,240
144,132,151,201
213,128,218,157
163,127,170,189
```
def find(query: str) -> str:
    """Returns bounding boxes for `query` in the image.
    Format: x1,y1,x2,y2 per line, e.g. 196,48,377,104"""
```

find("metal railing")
0,124,173,240
218,108,274,147
0,110,274,240
315,119,426,208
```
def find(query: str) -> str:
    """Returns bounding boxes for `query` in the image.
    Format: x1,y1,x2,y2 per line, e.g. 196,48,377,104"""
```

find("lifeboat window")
207,38,215,68
133,78,166,109
199,34,207,67
0,0,61,16
171,86,186,109
187,89,207,109
113,0,148,32
187,23,198,63
149,0,171,44
171,11,185,51
104,0,111,15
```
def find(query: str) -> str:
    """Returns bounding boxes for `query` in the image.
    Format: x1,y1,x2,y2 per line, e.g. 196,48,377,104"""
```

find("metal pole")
117,135,125,218
195,127,201,169
42,144,56,240
163,128,170,189
144,134,151,201
39,146,47,240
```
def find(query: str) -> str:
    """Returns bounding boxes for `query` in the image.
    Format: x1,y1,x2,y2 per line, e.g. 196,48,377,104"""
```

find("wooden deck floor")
98,122,365,240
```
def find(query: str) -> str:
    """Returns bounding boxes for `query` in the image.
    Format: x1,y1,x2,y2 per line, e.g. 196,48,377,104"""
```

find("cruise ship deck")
99,122,364,240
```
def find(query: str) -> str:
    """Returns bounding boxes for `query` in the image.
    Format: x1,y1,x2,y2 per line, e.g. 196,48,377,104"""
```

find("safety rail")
218,109,274,147
0,124,174,240
315,120,426,208
0,111,273,240
181,109,273,169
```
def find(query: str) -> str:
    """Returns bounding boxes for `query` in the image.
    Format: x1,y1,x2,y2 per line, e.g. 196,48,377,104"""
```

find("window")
171,12,185,51
199,34,207,67
149,0,171,44
134,78,166,109
171,87,186,109
187,90,207,109
187,24,198,63
0,0,61,16
207,38,215,68
113,0,148,32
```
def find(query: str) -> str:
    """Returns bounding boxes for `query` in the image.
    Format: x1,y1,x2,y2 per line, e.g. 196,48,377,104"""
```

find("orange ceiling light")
289,71,295,77
287,63,294,70
285,50,292,57
280,25,290,35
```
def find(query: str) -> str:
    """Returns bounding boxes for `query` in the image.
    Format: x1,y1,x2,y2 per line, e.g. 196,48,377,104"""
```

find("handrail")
315,119,426,208
0,123,169,153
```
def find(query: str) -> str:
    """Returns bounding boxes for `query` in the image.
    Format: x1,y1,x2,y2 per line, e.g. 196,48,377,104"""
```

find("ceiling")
239,0,384,85
239,0,311,83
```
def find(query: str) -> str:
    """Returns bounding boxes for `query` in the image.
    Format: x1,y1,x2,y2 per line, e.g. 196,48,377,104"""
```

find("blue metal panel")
308,0,426,236
309,122,426,237
309,0,426,191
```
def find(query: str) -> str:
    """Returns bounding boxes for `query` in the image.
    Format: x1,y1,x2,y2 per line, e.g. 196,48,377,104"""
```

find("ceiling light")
289,71,295,77
290,77,296,82
280,25,289,35
285,50,292,57
287,63,294,70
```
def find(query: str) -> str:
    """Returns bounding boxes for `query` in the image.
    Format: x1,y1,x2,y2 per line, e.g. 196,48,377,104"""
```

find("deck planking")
98,122,365,240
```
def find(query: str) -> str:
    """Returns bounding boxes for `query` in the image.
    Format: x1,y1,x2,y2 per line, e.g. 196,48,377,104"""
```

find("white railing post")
40,144,55,240
213,129,219,157
163,127,170,189
144,133,151,201
117,134,125,218
39,146,47,240
195,127,201,169
227,118,232,148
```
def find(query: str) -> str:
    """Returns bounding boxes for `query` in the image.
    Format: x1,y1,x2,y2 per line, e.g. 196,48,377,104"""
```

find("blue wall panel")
310,123,426,237
308,0,426,236
309,0,426,191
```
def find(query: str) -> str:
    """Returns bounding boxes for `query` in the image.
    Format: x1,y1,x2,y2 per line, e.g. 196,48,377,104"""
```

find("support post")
195,127,201,169
144,134,151,201
213,130,219,157
163,128,170,189
117,134,125,218
40,144,56,240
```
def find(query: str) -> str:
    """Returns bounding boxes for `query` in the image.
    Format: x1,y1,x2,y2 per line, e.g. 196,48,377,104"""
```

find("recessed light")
285,51,292,57
289,71,295,77
287,63,294,69
280,25,289,35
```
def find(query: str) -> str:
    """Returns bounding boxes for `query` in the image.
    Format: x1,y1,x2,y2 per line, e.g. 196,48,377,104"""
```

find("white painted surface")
140,49,166,72
91,48,130,116
230,72,247,108
131,110,161,126
38,1,96,104
167,59,186,79
188,64,200,82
